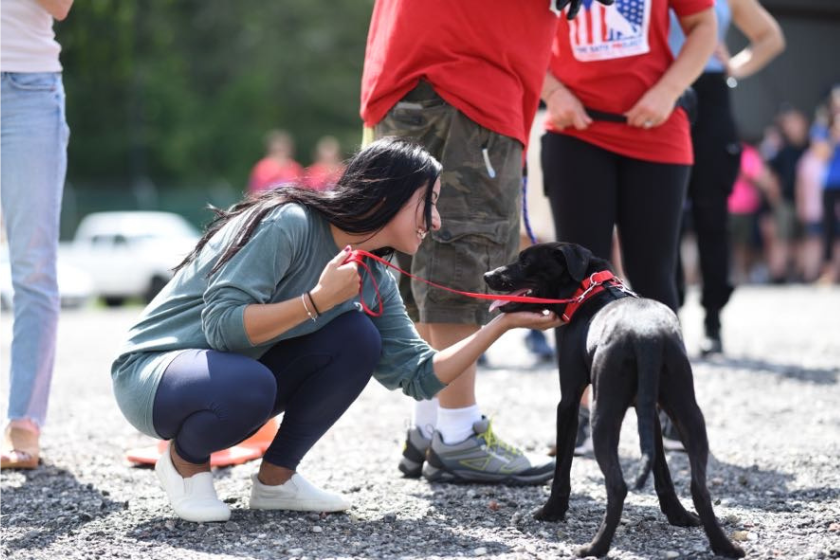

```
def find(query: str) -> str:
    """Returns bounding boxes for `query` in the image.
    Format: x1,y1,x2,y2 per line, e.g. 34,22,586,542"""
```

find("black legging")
677,73,741,326
152,311,381,469
823,188,840,263
541,132,690,311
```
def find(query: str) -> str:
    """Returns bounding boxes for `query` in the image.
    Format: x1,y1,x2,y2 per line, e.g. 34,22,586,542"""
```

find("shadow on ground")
696,355,838,385
1,464,124,553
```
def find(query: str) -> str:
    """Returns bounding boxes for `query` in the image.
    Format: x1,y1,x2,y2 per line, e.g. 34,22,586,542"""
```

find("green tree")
59,0,373,190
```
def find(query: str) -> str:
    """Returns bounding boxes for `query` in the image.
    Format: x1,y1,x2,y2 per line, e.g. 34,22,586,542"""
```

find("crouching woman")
111,138,561,523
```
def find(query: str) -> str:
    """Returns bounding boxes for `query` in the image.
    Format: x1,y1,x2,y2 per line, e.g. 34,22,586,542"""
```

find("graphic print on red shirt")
546,0,712,164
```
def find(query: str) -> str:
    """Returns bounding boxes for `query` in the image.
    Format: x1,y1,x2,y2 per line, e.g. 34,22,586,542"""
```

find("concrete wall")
727,2,840,140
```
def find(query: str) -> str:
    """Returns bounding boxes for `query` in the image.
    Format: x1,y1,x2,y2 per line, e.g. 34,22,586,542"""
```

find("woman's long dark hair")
175,137,442,276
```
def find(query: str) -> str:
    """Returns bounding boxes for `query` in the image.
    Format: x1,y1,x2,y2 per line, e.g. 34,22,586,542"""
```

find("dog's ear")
558,243,592,282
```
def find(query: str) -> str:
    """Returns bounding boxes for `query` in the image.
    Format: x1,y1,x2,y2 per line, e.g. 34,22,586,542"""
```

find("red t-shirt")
248,158,304,193
304,163,345,192
546,0,711,164
361,0,559,147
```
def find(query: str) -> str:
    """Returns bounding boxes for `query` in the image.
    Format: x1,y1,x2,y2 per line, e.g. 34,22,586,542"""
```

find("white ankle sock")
436,404,482,444
412,398,439,439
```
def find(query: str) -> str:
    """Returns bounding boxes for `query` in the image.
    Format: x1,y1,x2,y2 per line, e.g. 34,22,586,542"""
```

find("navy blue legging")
152,311,382,469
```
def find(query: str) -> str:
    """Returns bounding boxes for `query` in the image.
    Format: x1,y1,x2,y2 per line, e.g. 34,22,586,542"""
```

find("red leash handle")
343,250,385,317
343,248,588,317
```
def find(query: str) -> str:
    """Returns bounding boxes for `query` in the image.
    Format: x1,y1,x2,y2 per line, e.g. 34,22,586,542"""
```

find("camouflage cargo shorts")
374,81,523,325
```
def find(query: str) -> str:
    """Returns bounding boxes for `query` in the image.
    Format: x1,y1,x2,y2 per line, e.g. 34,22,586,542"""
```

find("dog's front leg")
534,395,582,521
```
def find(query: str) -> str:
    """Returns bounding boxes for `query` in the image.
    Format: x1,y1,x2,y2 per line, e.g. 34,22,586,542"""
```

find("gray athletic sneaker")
422,418,554,485
398,427,431,478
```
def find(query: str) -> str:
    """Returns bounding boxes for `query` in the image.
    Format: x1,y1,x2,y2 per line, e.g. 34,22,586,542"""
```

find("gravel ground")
2,286,839,560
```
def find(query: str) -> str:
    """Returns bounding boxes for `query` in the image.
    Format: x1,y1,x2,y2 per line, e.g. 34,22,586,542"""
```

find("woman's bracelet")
301,293,317,322
306,291,322,316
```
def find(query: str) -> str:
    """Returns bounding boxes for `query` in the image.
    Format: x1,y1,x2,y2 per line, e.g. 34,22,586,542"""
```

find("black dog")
485,242,744,558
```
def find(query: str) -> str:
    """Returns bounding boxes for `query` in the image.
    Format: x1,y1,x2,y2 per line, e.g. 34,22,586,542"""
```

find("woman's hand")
495,310,564,331
309,247,360,312
625,85,680,130
546,84,592,131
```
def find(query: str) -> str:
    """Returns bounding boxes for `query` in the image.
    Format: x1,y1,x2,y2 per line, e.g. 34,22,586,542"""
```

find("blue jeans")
1,72,69,427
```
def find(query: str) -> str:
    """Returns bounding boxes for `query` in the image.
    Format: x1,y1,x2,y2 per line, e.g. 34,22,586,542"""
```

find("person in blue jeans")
1,0,73,471
111,138,560,523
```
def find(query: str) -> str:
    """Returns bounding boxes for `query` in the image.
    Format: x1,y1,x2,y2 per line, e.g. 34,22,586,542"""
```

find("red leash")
343,248,627,319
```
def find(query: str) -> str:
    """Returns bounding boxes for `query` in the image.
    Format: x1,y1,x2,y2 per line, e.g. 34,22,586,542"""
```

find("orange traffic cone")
125,416,280,467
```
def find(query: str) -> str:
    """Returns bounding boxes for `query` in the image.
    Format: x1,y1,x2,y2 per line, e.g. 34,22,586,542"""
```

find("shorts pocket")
432,217,507,245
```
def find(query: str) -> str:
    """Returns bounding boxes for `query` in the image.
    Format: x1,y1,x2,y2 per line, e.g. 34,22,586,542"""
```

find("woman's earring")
417,229,428,240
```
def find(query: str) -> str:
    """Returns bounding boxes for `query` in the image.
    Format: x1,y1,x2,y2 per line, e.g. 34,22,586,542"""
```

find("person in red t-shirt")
542,0,715,305
304,136,345,192
539,0,716,454
248,130,304,194
361,0,612,486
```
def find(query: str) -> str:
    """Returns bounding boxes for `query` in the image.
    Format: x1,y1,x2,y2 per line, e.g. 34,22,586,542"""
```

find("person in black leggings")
539,0,717,454
674,72,741,352
670,0,785,354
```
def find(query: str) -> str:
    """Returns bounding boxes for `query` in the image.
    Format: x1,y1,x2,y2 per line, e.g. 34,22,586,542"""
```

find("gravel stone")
2,286,840,559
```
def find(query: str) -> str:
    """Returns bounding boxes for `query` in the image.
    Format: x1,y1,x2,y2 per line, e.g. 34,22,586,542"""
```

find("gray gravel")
2,286,839,560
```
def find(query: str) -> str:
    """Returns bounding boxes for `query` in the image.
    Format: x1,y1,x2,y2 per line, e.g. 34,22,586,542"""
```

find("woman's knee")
231,363,277,418
328,312,382,371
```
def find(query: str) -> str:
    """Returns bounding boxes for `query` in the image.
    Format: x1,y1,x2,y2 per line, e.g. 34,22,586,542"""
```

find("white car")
60,211,201,306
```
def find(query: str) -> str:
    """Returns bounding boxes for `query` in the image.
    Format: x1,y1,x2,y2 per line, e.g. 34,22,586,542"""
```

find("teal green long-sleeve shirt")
111,203,446,437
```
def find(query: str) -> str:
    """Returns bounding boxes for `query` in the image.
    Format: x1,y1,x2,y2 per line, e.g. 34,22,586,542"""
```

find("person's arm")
242,247,358,344
542,71,592,131
726,0,785,80
36,0,73,21
755,158,782,206
625,7,717,128
431,312,562,385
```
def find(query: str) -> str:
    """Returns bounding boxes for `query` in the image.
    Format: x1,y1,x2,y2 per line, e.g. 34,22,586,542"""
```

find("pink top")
728,144,763,215
796,149,826,223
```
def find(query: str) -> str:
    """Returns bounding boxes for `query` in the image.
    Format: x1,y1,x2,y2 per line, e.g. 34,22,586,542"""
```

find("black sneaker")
699,332,723,356
525,329,555,362
659,410,685,452
574,406,593,456
700,316,723,357
398,427,431,478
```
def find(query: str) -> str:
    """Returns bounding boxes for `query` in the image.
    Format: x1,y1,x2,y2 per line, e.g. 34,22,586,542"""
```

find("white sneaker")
249,473,350,512
155,443,231,523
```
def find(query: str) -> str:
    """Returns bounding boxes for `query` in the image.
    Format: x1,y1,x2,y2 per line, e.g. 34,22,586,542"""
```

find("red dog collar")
561,271,630,323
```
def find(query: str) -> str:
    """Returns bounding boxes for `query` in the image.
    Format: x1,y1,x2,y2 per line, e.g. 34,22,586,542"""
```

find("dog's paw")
712,542,746,558
533,504,566,522
667,509,701,527
575,542,609,558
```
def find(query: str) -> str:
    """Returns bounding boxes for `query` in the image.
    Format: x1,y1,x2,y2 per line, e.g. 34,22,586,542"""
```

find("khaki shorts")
773,200,798,241
374,81,523,325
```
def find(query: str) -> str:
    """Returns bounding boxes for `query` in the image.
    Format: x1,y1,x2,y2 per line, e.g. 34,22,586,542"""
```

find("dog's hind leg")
651,412,701,527
575,395,628,558
665,367,745,557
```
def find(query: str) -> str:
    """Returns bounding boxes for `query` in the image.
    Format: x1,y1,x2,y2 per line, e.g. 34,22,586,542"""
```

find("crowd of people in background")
687,87,840,289
247,130,346,194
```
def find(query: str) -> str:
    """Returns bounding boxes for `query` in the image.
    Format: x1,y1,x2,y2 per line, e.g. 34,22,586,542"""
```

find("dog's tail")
633,338,661,490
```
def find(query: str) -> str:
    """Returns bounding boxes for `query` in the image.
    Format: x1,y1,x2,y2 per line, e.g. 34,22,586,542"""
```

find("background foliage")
59,0,372,191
